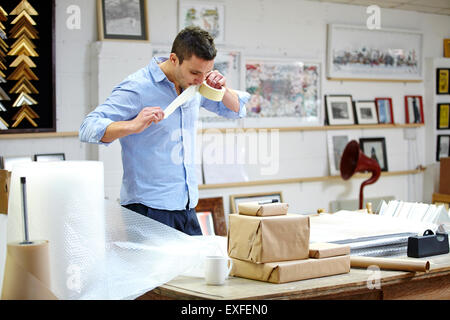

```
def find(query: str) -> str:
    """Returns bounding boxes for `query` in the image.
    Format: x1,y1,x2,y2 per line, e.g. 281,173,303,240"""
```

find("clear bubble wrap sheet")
6,161,224,300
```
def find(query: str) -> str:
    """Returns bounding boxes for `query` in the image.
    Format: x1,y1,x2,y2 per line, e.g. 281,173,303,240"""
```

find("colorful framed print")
437,135,450,162
244,58,321,127
325,95,355,125
327,24,423,81
359,137,388,171
354,100,378,125
437,104,450,130
375,98,394,124
97,0,149,41
178,1,225,44
437,68,450,95
404,95,424,124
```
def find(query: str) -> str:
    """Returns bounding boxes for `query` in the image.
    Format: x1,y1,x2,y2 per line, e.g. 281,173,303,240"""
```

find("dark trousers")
123,203,202,236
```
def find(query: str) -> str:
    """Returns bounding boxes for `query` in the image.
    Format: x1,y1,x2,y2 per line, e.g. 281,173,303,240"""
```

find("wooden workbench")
138,253,450,300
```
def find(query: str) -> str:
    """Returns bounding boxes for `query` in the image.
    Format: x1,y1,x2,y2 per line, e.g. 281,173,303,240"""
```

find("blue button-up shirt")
79,57,249,210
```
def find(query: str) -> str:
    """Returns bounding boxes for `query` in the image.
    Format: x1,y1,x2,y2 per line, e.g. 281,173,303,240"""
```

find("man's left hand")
206,70,226,89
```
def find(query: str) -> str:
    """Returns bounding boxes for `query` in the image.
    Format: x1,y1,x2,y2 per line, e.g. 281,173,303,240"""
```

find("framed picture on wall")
437,104,450,130
0,0,56,134
354,101,378,124
327,24,423,81
359,137,388,171
97,0,149,41
437,68,450,94
178,0,225,44
327,131,358,176
404,95,424,124
34,153,65,162
444,39,450,58
437,135,450,162
375,98,394,124
230,192,283,214
195,197,227,236
243,58,321,127
324,95,355,125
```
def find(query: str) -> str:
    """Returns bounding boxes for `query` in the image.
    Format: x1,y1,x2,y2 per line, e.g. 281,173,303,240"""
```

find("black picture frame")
353,100,378,125
33,153,65,162
0,0,56,134
97,0,149,41
359,137,388,171
437,135,450,162
436,68,450,95
324,94,355,126
437,103,450,130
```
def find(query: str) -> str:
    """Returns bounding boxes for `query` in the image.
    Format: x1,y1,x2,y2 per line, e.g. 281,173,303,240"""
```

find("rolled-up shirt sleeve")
200,89,250,119
79,85,142,145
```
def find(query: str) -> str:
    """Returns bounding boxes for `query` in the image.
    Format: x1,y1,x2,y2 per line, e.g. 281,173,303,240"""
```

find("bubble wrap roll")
6,161,222,300
7,161,106,299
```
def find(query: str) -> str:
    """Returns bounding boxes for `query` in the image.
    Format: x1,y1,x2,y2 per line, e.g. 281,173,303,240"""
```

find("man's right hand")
130,107,165,134
101,107,165,143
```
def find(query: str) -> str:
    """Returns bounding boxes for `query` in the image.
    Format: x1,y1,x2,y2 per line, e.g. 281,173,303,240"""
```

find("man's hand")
206,70,226,89
101,107,164,143
206,71,240,113
131,107,164,134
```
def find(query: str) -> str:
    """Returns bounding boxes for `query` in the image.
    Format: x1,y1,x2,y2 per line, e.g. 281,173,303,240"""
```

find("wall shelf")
0,124,423,139
198,123,424,134
198,167,426,190
0,131,79,140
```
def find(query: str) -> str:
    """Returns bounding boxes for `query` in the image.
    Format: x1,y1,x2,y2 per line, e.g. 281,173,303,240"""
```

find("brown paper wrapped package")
228,214,310,263
230,255,351,283
309,242,351,259
237,202,289,216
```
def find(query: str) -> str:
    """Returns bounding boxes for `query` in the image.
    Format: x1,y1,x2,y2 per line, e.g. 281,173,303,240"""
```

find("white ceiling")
311,0,450,16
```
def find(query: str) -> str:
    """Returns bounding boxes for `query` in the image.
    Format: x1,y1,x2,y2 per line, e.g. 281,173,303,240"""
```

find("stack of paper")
379,200,450,227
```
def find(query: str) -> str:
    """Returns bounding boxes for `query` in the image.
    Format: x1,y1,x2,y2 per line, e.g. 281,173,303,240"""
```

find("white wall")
1,0,450,215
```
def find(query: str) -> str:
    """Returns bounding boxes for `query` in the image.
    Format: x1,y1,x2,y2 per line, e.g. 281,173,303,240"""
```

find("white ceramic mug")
204,255,233,285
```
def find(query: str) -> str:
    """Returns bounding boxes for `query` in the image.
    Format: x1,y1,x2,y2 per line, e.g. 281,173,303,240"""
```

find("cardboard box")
227,214,310,263
439,157,450,195
238,202,289,216
309,243,351,259
0,170,11,214
230,255,351,284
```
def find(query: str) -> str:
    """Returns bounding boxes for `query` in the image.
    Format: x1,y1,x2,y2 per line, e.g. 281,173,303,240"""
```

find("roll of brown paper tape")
1,240,57,300
198,81,226,101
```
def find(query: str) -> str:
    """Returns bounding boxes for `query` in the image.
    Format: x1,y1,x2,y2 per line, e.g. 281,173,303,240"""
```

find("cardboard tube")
350,256,430,272
1,240,57,300
198,81,226,101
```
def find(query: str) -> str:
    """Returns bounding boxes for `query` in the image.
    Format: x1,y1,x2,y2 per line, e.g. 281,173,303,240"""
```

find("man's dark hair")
171,26,217,64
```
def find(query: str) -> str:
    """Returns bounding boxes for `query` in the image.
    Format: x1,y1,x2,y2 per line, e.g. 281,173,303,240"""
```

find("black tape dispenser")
407,229,449,258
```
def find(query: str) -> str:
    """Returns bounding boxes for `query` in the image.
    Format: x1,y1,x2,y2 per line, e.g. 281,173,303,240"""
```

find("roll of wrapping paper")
1,240,57,300
350,256,430,272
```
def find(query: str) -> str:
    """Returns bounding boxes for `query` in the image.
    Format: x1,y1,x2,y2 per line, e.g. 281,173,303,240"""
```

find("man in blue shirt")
79,27,249,235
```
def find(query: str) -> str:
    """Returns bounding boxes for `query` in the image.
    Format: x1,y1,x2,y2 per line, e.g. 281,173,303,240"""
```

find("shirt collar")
149,56,168,83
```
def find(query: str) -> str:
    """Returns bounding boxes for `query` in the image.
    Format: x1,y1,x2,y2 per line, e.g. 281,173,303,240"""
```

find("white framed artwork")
243,57,321,128
178,1,225,44
327,24,423,81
